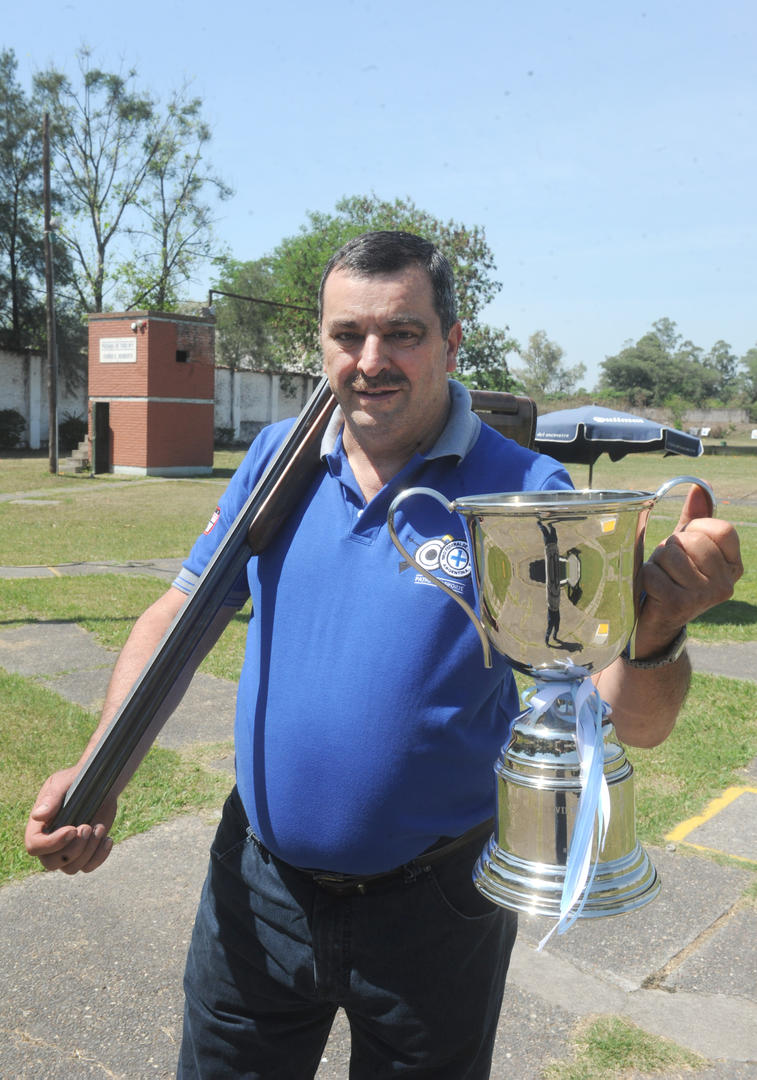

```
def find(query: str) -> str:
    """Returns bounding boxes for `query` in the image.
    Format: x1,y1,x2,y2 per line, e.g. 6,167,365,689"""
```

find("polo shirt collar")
320,378,481,464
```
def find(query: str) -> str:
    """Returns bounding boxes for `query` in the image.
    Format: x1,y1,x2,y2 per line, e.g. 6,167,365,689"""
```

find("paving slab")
515,846,754,990
687,640,757,681
511,914,757,1063
0,815,215,1080
679,788,757,861
0,621,237,750
687,1066,757,1079
0,558,184,581
665,907,757,999
0,563,62,577
485,983,576,1079
622,987,757,1063
0,622,113,680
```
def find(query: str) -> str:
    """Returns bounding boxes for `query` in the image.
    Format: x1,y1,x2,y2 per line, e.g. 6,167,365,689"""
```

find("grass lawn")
543,1015,705,1080
2,447,754,642
0,669,229,884
575,446,757,503
0,574,250,680
1,445,755,884
0,449,245,564
0,448,243,495
0,477,231,565
633,672,757,845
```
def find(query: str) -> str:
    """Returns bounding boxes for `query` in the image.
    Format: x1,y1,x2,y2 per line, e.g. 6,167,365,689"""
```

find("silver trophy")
387,477,714,933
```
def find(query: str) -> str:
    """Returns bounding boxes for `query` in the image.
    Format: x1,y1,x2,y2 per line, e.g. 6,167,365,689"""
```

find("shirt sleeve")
526,449,574,492
171,419,296,607
539,462,575,491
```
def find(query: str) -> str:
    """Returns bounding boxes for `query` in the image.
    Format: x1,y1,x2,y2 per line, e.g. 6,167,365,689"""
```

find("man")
26,232,742,1078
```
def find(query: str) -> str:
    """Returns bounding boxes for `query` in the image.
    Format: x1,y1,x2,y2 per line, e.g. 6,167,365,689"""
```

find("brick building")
87,311,215,475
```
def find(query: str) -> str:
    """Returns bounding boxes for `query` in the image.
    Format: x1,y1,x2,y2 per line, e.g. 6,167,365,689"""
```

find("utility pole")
43,112,58,474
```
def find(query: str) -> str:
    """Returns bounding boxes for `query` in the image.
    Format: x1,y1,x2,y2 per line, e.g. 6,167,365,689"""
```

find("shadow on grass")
0,611,250,630
693,599,757,628
0,614,138,629
2,449,48,460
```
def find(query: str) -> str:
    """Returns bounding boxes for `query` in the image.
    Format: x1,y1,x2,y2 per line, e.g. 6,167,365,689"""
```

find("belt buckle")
312,871,366,896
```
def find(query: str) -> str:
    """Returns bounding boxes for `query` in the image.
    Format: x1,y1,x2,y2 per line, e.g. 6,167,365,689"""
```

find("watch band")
623,626,688,669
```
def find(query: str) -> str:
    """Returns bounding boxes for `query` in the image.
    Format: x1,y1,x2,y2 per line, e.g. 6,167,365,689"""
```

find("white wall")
645,406,749,424
0,352,321,450
213,367,322,443
0,350,87,449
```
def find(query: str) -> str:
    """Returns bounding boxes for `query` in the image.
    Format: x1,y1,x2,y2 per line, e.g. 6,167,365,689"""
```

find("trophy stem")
524,672,610,944
474,671,660,938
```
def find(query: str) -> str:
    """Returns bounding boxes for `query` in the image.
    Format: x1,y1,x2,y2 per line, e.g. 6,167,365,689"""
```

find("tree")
649,316,681,355
0,49,46,348
34,49,157,312
215,194,512,383
34,48,227,313
704,339,739,401
117,93,232,310
455,324,521,393
0,49,85,391
512,330,586,400
211,256,281,370
599,319,719,406
600,331,666,405
741,345,757,404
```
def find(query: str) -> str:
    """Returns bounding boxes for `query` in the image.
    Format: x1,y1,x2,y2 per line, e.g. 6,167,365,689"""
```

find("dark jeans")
178,789,517,1079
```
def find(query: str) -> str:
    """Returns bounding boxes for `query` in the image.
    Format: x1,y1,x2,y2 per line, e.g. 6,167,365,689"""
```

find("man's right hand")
25,769,117,875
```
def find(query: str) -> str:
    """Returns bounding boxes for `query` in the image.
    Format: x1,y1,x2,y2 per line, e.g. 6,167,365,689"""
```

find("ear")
446,321,463,372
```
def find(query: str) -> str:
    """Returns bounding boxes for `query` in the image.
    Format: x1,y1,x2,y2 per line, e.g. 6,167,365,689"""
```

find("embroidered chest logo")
402,533,472,586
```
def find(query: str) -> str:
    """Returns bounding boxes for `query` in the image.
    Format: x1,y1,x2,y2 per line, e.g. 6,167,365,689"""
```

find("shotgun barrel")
52,377,337,829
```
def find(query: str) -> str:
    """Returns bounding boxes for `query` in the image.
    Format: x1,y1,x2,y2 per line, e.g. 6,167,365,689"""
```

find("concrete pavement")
0,566,755,1079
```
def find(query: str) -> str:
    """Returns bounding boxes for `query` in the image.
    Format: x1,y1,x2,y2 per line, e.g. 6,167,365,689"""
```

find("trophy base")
473,833,660,919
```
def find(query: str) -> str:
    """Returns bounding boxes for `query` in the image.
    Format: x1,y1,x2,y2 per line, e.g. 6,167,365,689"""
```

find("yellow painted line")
665,785,757,844
671,840,757,866
47,566,63,577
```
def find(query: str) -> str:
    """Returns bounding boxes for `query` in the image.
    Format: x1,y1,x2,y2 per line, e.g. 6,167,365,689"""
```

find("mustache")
348,372,408,392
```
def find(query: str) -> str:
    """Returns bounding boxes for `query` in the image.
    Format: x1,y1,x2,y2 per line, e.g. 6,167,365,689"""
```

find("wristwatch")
623,626,688,669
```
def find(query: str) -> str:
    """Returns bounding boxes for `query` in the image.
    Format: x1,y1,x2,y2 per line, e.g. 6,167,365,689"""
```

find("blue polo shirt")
175,381,572,873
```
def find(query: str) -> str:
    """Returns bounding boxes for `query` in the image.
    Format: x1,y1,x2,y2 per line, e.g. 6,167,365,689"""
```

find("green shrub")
214,425,235,447
58,411,88,453
0,409,26,449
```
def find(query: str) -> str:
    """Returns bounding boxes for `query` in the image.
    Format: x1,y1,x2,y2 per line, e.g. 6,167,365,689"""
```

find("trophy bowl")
445,486,651,676
387,476,714,931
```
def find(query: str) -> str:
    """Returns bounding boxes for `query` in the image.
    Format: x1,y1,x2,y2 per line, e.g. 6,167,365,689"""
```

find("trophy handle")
628,474,716,659
652,475,716,517
387,486,493,668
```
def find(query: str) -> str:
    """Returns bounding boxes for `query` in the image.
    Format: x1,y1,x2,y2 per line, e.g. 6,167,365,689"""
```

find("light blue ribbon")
521,663,611,950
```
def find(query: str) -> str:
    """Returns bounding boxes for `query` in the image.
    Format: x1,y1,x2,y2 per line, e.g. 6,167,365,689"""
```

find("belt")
295,818,494,897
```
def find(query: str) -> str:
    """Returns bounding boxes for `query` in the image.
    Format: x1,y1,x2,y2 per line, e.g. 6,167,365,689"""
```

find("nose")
357,332,390,376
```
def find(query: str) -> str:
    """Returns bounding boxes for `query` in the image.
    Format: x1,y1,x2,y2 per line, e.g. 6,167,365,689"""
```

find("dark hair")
318,230,457,335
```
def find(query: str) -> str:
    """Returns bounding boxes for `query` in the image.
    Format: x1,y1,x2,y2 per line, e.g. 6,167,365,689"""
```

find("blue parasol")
535,405,702,485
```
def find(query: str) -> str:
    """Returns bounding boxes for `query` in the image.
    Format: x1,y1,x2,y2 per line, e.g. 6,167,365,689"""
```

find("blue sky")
7,0,756,387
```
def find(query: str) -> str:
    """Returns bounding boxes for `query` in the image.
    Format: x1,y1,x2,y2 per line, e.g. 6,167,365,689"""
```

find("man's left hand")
635,483,743,656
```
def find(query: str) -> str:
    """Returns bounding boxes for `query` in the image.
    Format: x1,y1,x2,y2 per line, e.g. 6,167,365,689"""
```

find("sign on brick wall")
99,338,137,364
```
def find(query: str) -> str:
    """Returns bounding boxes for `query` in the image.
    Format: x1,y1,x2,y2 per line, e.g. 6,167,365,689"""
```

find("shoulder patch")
203,506,221,535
